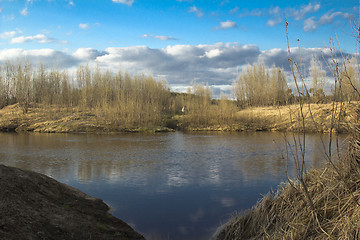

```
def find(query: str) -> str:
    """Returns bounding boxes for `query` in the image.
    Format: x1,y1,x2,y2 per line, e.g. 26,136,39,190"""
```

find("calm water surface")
0,131,347,240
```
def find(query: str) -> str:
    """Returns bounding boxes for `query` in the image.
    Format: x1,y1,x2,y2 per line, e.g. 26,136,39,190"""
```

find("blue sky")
0,0,358,95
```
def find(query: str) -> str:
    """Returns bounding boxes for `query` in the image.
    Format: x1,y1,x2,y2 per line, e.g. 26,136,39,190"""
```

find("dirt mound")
0,164,145,240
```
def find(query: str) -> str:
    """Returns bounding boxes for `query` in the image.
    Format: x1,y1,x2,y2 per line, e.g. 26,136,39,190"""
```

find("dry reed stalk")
215,125,360,239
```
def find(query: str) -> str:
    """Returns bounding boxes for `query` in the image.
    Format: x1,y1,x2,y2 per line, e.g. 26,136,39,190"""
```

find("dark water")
0,131,347,240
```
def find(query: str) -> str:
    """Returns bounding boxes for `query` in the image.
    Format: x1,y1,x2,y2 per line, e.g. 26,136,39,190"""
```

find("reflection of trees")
76,158,158,184
0,133,73,179
234,138,287,183
0,132,347,189
233,133,347,182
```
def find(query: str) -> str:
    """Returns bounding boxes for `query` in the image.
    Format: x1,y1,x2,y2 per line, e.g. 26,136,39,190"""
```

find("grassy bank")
177,101,357,133
215,125,360,239
0,103,173,133
233,102,357,133
0,102,357,133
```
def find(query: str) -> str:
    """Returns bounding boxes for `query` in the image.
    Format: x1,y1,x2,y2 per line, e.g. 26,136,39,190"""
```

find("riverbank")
0,164,145,240
0,103,173,133
172,102,357,133
214,127,360,239
0,102,357,133
233,102,356,133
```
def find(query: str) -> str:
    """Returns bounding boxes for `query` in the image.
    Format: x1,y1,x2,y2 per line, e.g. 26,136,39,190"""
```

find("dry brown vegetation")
0,98,357,134
0,59,359,133
0,103,173,133
233,63,290,107
0,63,173,130
0,63,244,132
214,18,360,239
234,102,358,132
215,126,360,240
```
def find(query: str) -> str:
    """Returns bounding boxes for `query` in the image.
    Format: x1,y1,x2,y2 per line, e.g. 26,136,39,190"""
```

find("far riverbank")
0,102,357,134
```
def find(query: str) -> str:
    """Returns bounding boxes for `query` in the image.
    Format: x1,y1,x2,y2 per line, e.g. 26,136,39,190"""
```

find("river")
0,131,347,240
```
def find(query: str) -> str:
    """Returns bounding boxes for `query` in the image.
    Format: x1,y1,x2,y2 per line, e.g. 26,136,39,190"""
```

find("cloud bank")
0,43,354,96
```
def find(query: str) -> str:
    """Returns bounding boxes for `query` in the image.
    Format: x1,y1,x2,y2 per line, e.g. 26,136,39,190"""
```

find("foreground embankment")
214,127,360,239
0,164,145,240
0,102,357,133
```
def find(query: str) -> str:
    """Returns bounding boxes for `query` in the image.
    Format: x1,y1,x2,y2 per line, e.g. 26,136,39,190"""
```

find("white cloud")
112,0,134,6
268,3,321,21
189,6,203,17
303,17,317,32
0,31,18,39
266,18,282,27
266,6,282,27
229,6,239,14
20,0,34,16
217,20,237,30
10,34,67,45
269,6,281,15
95,43,261,86
0,49,79,68
20,7,29,16
11,34,51,44
142,34,178,41
79,23,89,29
303,11,350,32
240,3,322,28
319,11,348,24
239,8,264,17
204,49,222,58
72,48,106,60
290,2,321,20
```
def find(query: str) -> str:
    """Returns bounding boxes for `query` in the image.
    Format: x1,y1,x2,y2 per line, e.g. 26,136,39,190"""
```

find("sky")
0,0,358,96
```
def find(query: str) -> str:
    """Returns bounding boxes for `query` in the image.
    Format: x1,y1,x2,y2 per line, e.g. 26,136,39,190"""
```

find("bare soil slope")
0,164,145,240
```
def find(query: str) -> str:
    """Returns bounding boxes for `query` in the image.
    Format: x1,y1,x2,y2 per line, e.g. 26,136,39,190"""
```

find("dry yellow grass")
0,102,358,133
0,104,172,133
0,104,101,133
215,111,360,240
235,102,358,132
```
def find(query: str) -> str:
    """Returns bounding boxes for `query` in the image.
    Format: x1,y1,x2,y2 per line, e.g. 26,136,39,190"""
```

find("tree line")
233,57,360,107
0,62,171,127
0,62,237,128
0,58,358,128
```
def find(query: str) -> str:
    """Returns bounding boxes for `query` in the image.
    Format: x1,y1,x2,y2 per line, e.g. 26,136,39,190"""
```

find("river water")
0,131,347,240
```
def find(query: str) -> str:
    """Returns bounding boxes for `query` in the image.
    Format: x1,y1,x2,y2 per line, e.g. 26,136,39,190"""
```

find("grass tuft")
215,125,360,240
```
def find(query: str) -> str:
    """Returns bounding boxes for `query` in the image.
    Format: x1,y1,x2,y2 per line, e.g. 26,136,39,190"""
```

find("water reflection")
0,131,346,240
